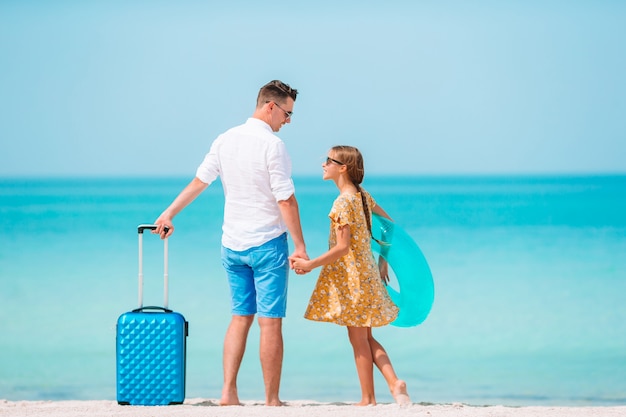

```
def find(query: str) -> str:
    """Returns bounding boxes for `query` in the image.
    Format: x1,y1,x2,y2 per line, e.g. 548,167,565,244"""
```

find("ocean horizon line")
1,171,625,182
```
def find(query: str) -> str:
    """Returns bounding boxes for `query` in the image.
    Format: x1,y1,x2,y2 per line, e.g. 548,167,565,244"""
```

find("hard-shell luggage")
116,224,189,406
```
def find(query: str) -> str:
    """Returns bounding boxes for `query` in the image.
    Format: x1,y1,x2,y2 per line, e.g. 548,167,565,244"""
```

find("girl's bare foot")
392,380,411,406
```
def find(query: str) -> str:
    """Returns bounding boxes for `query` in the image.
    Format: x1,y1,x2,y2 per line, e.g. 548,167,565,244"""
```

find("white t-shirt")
195,118,295,251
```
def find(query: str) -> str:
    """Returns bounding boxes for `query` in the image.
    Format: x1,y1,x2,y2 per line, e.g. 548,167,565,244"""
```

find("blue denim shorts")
221,233,289,318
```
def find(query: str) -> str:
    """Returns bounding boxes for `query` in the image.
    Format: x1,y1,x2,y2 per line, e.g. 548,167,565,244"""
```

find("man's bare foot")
392,380,411,406
219,388,241,406
265,399,286,406
219,399,241,406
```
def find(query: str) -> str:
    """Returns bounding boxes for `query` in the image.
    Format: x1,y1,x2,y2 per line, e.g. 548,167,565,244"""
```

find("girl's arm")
290,224,351,272
372,203,393,284
372,203,392,221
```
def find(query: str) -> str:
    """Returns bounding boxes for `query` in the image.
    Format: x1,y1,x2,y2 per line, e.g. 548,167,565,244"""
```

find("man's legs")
220,234,288,406
221,244,256,406
251,234,289,406
220,315,254,406
258,317,283,406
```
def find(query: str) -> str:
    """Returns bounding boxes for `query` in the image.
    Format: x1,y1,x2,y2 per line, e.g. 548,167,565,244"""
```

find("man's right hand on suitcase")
153,220,173,239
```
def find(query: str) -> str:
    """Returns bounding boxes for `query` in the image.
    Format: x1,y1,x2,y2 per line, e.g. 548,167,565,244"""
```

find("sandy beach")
1,399,624,417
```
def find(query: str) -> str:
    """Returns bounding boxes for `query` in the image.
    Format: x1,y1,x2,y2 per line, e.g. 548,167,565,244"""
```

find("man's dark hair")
257,80,298,106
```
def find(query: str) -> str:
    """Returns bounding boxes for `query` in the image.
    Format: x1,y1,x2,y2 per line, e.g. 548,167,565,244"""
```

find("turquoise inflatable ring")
371,213,434,327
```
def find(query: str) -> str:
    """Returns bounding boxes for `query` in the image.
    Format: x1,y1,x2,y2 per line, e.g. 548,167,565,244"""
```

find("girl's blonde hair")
330,146,374,239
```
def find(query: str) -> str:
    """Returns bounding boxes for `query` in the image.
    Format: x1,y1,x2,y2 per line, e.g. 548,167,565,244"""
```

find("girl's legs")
366,328,411,405
347,326,377,405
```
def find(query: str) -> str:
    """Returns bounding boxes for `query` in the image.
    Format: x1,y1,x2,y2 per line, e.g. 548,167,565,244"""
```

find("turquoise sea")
1,175,625,406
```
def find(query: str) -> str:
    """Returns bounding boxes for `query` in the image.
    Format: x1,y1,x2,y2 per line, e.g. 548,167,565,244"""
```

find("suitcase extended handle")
137,224,169,309
132,306,173,313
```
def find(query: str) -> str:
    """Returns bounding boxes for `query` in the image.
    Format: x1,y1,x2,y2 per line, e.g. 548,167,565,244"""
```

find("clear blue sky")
1,1,625,177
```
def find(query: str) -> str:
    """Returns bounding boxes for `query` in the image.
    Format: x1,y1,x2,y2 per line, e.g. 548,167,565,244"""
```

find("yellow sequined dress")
304,191,399,327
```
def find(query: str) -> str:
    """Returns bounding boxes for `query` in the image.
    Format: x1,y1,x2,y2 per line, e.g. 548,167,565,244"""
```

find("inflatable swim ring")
371,214,434,327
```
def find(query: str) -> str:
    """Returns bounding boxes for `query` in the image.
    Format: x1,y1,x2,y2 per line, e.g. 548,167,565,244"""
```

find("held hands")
289,256,313,275
288,247,311,275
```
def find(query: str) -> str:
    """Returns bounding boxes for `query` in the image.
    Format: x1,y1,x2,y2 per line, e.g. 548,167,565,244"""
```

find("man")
153,80,308,406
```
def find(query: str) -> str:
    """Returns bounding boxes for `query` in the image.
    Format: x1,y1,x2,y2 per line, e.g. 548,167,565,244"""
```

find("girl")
290,146,410,406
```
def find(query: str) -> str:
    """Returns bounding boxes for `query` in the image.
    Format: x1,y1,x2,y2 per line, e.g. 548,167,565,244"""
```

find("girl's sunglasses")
326,156,345,165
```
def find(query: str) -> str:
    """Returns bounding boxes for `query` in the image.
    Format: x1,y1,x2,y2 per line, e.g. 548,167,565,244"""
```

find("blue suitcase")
116,224,189,405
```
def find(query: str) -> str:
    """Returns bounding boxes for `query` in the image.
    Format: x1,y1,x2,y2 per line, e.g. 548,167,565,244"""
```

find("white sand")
1,399,624,417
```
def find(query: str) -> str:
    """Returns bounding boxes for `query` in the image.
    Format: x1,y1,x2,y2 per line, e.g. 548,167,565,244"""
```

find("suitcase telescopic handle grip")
132,306,173,313
138,224,169,234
